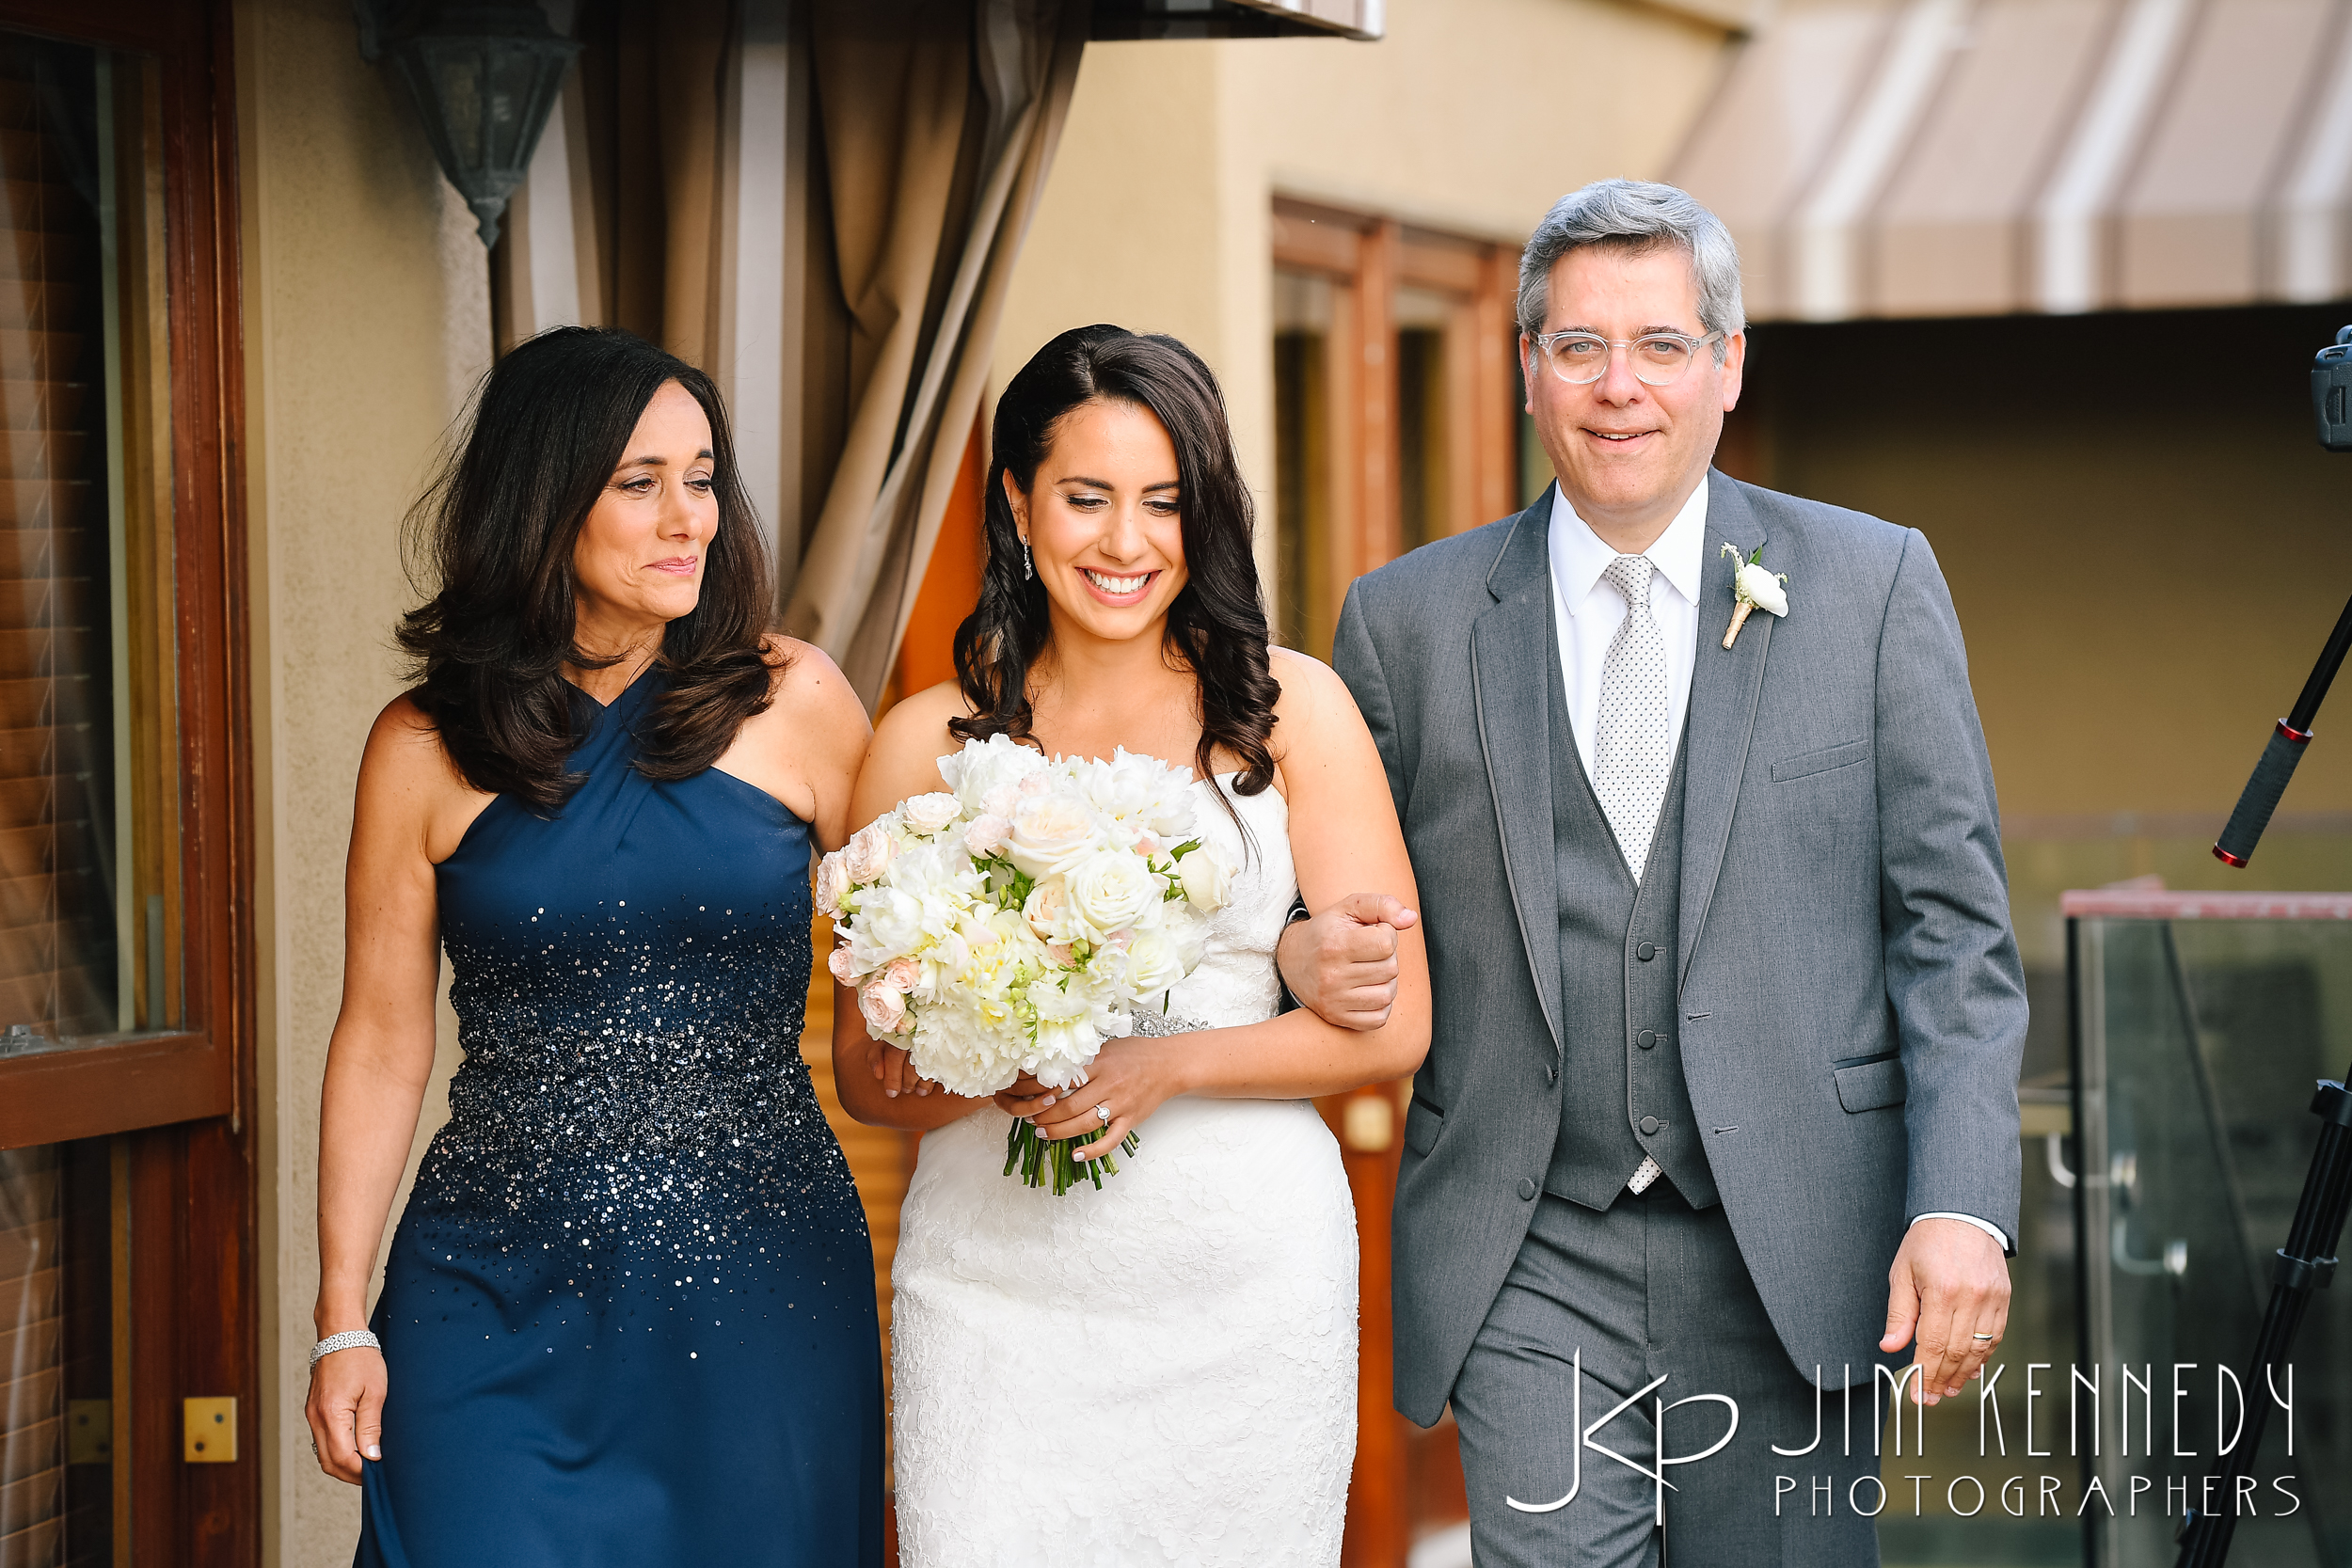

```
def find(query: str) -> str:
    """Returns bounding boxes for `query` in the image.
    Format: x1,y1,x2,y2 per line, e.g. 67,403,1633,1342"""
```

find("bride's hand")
871,1043,941,1099
1021,1037,1184,1161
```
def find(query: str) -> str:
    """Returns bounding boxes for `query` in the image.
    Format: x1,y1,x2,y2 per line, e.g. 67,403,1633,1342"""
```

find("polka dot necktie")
1593,554,1672,884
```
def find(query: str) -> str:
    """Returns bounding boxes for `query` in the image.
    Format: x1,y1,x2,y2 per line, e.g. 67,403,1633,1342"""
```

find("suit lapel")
1678,470,1772,985
1471,490,1565,1054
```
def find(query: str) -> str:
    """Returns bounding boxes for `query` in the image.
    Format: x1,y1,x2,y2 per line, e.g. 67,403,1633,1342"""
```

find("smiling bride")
832,325,1430,1566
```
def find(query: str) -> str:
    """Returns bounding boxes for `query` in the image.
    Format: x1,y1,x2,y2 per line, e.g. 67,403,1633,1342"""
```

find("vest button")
1517,1178,1538,1201
1546,1063,1559,1084
1639,1116,1661,1136
1636,942,1657,961
1637,1029,1658,1050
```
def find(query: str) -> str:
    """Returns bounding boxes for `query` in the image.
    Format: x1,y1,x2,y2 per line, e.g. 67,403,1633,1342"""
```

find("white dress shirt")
1540,480,2010,1255
1545,483,1707,785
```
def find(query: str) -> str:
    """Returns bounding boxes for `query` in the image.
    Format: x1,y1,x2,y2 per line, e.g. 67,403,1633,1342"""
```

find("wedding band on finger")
1094,1102,1111,1126
1972,1332,1996,1341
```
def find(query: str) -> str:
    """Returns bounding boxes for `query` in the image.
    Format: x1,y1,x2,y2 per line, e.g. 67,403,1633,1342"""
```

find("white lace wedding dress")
890,776,1359,1566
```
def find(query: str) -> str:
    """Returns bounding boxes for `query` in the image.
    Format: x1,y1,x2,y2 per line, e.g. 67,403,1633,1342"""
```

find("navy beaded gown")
357,668,884,1567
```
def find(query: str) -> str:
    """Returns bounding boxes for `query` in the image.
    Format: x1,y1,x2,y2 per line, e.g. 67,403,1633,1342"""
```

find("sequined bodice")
412,668,826,1246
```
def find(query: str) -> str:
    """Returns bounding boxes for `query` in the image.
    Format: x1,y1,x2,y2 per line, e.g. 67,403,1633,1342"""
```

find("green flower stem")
1001,1117,1144,1196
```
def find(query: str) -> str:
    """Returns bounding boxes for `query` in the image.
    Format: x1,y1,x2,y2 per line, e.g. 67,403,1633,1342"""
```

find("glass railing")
2067,889,2352,1568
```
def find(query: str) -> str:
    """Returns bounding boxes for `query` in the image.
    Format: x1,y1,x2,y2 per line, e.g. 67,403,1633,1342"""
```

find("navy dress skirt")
357,669,884,1567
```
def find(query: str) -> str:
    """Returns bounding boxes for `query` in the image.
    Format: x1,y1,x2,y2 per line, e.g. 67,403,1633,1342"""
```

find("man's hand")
1276,894,1420,1031
1880,1217,2010,1404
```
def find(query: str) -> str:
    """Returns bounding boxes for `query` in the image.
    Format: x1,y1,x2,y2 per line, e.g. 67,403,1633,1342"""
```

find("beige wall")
236,1,489,1560
993,0,1731,581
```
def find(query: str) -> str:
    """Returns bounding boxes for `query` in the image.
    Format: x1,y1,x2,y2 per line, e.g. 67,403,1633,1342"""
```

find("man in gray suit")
1280,179,2026,1564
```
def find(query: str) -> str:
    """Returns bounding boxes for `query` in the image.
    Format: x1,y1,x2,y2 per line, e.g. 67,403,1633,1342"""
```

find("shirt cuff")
1912,1211,2011,1255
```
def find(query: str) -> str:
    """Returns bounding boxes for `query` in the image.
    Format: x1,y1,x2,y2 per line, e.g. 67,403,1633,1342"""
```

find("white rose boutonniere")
1720,543,1788,649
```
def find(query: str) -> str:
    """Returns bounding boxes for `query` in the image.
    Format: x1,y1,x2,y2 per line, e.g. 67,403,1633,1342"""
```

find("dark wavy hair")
950,325,1279,802
396,326,778,812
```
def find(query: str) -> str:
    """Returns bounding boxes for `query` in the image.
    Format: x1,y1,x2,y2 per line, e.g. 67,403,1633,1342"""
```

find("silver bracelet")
309,1330,381,1370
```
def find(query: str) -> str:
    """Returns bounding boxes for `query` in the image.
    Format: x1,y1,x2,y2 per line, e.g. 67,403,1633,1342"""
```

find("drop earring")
1021,537,1033,580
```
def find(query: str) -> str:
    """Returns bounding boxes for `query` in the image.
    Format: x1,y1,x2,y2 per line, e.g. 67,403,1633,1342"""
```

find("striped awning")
1670,0,2352,320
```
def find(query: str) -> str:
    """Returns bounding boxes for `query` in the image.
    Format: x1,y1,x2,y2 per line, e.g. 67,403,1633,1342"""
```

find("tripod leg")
2174,1074,2352,1567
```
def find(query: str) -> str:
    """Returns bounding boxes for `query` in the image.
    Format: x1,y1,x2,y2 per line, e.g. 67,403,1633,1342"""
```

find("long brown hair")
949,325,1279,804
397,327,779,812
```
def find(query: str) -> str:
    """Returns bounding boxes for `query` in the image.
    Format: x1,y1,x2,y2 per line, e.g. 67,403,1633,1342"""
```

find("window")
1269,199,1520,657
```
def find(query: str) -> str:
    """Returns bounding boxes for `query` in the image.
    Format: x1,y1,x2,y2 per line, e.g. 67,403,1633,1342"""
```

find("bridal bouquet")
817,736,1236,1194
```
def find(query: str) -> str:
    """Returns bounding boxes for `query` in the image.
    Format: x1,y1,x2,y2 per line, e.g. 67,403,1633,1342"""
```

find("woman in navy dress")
304,327,882,1565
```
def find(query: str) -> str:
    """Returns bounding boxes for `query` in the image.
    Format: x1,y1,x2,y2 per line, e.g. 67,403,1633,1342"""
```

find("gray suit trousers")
1452,1187,1881,1568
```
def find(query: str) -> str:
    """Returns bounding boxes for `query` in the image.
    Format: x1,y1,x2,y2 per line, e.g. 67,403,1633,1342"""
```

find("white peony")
1080,748,1199,842
1065,850,1156,940
1176,841,1236,911
1735,561,1788,616
900,792,961,835
938,734,1048,818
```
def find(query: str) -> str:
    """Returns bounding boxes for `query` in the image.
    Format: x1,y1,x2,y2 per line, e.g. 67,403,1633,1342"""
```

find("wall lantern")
353,2,580,247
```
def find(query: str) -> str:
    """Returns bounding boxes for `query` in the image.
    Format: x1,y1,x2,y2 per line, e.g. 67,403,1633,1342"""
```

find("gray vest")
1543,657,1720,1211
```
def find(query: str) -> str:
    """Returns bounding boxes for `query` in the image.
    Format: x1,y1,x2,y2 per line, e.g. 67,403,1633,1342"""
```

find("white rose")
900,792,961,835
843,821,898,883
814,851,851,915
1024,879,1079,942
1736,562,1788,617
1005,793,1102,879
1176,842,1236,911
1117,927,1186,996
965,813,1011,857
858,978,907,1036
1066,851,1155,940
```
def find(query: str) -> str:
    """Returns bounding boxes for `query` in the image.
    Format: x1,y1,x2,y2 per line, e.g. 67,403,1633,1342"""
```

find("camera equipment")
2178,327,2352,1568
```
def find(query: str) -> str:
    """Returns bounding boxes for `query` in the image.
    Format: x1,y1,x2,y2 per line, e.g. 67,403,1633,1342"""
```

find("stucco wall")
236,2,490,1560
993,0,1732,571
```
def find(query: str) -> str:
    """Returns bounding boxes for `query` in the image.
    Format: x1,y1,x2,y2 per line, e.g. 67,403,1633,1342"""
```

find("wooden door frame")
0,1,256,1562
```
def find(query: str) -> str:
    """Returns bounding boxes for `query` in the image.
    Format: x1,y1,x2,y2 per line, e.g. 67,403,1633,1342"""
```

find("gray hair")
1517,179,1744,358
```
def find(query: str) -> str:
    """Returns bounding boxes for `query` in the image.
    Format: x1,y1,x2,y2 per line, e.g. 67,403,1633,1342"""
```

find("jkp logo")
1506,1352,1740,1526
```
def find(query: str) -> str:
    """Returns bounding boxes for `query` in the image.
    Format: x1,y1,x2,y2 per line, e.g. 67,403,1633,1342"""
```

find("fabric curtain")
492,0,1088,704
783,0,1087,698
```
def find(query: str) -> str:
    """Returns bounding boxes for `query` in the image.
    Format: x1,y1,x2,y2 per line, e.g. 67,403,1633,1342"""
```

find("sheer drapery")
492,0,1086,702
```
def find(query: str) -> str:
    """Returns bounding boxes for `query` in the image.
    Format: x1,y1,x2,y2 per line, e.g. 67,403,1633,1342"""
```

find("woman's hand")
1016,1037,1187,1161
870,1043,943,1098
304,1342,388,1484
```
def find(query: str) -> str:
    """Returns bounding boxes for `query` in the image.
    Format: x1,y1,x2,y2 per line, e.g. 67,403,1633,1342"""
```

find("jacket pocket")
1772,738,1871,783
1404,1094,1444,1156
1833,1050,1908,1113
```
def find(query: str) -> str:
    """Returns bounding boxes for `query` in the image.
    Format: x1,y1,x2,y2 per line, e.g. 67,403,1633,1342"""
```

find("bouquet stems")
1003,1117,1143,1196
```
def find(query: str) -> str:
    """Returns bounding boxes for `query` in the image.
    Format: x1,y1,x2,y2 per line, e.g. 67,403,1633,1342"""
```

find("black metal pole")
2214,589,2352,866
2173,1073,2352,1566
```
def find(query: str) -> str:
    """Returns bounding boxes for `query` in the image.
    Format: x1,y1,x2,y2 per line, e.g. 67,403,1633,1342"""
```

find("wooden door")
0,3,253,1563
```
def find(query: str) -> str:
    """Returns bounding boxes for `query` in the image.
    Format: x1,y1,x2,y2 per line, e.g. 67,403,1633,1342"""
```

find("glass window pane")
1274,269,1333,657
1396,285,1452,555
0,36,178,1057
0,1139,117,1564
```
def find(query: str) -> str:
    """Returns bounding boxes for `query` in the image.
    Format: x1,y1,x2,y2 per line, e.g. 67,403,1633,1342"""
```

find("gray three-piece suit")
1331,471,2028,1566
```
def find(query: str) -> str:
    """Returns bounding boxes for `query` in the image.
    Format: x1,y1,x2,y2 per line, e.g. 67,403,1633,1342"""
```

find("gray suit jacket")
1333,471,2027,1427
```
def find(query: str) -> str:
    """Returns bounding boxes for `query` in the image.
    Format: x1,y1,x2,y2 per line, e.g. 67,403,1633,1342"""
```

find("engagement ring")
1094,1102,1111,1125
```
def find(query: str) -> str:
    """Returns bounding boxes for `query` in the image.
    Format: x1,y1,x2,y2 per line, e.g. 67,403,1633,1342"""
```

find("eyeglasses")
1528,328,1725,388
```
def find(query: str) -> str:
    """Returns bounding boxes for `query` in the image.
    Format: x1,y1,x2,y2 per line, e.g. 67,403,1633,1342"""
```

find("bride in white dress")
832,325,1429,1566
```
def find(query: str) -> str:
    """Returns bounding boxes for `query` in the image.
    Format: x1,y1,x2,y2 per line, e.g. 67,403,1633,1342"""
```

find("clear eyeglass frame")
1529,328,1726,388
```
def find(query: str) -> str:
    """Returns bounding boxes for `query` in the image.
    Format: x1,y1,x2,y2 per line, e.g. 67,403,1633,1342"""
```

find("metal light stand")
2176,328,2352,1567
